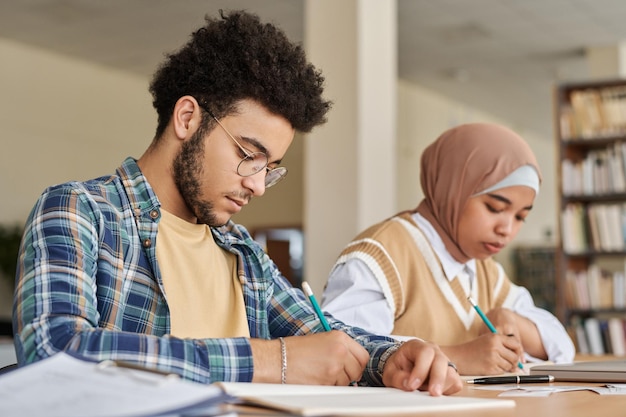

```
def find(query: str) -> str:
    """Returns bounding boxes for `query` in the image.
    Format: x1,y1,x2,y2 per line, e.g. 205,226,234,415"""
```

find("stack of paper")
0,352,231,417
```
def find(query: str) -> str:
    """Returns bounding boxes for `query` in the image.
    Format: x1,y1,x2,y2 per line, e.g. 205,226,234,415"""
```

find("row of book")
563,264,626,310
560,86,626,139
561,141,626,196
570,315,626,356
560,202,626,253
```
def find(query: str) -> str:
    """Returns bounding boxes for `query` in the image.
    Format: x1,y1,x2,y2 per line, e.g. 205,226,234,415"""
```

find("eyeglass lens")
197,100,288,188
237,153,268,177
229,133,288,188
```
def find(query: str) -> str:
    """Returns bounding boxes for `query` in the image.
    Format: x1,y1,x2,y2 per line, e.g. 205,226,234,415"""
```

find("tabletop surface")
225,381,626,417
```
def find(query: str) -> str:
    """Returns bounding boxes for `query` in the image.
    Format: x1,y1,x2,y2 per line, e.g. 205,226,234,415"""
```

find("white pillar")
303,0,397,295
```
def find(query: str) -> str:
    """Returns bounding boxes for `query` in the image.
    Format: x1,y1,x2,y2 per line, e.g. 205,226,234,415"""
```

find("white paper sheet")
470,383,626,397
215,381,516,416
0,352,230,417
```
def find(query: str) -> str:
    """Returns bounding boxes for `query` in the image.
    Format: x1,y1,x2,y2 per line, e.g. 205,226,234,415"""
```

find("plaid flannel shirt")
13,157,396,384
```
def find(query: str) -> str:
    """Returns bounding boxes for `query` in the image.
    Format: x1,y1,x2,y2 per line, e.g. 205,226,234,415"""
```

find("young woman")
322,122,575,376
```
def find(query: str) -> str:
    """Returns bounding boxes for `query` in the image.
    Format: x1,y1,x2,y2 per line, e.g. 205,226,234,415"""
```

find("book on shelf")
614,272,626,308
586,205,599,251
570,315,626,356
584,317,605,355
591,149,610,194
572,317,590,355
563,264,626,310
562,85,626,139
606,204,624,251
594,205,613,251
601,86,626,135
561,203,587,254
560,141,626,197
569,89,605,138
563,271,581,310
586,265,601,309
562,202,626,255
609,142,626,192
608,317,626,356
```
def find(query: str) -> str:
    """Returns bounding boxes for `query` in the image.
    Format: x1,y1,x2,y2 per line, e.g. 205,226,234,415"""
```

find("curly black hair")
149,9,332,138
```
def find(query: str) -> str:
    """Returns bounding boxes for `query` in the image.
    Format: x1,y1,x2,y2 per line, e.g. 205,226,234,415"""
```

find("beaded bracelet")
279,337,287,384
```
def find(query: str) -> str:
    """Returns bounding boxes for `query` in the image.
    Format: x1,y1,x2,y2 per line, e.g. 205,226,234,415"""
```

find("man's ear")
172,96,203,140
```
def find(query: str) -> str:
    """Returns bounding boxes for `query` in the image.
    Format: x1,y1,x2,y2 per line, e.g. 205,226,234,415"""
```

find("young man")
13,10,461,395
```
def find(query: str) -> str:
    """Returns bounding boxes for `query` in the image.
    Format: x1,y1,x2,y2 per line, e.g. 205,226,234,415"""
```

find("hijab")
415,122,542,263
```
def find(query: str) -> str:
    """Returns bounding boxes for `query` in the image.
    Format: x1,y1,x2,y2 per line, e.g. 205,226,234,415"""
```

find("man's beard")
172,129,220,226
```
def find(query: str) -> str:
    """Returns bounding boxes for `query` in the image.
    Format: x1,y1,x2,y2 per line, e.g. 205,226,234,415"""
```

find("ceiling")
2,0,626,138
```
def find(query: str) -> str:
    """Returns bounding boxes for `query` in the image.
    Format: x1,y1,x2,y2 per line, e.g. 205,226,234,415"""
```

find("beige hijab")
415,123,542,263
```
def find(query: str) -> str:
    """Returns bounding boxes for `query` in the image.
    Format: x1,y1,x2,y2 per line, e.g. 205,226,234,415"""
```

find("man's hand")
381,339,463,396
250,331,369,385
441,333,524,375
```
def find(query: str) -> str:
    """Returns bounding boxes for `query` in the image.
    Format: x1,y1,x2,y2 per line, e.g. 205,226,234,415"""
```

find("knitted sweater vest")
334,212,512,344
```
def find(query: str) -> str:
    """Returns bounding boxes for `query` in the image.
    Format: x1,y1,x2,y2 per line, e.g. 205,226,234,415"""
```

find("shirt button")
142,238,152,248
149,210,159,219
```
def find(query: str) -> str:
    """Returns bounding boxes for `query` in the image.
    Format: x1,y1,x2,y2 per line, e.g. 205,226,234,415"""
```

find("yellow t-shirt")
156,209,250,338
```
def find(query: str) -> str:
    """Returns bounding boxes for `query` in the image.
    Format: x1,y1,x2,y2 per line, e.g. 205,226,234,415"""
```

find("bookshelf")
555,78,626,355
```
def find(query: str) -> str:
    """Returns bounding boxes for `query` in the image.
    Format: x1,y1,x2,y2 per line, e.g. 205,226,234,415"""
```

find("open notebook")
214,382,515,416
529,359,626,382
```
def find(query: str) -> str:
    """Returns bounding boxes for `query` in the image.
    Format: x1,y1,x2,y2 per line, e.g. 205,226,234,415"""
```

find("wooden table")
455,381,626,417
449,354,626,417
226,380,626,417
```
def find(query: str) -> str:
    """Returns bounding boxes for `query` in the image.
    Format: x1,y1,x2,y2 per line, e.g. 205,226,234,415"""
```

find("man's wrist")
377,342,403,378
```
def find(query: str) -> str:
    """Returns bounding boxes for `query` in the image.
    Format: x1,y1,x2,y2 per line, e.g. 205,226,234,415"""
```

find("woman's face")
456,185,536,260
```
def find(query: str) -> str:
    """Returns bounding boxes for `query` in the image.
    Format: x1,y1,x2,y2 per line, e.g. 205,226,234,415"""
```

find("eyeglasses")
198,105,288,188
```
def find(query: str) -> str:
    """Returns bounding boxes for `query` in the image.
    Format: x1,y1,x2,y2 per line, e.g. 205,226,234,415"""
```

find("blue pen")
302,281,332,331
467,296,524,370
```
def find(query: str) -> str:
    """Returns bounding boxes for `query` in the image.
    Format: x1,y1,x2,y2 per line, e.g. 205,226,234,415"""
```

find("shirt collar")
412,212,476,282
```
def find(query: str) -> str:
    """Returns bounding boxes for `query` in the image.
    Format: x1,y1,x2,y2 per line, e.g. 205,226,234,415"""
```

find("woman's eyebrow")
486,193,511,204
487,193,533,211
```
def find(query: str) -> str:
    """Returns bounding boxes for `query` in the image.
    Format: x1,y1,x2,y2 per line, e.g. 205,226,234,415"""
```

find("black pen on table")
467,374,554,384
467,296,524,371
301,281,358,386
